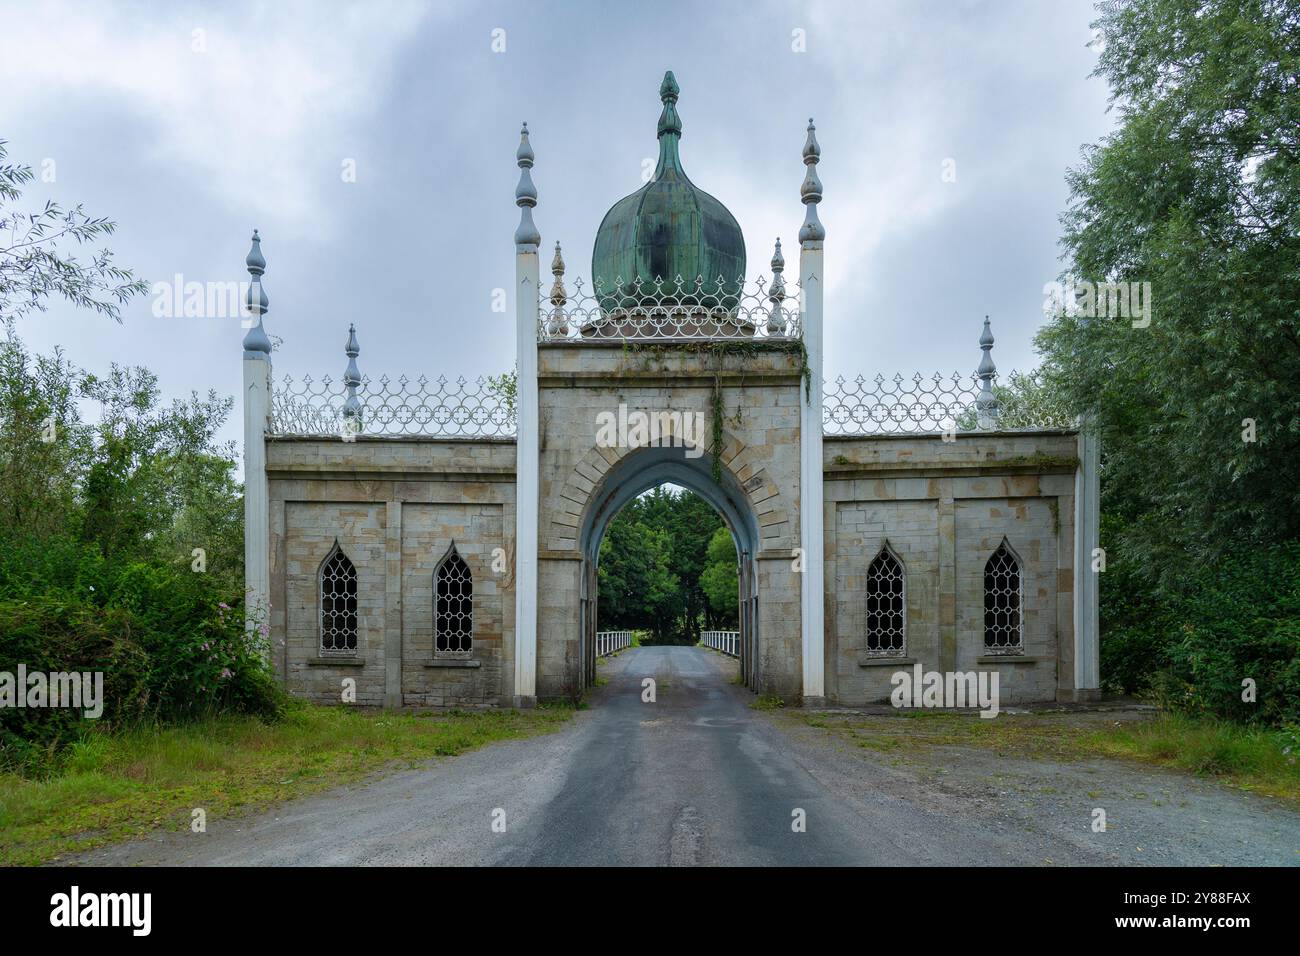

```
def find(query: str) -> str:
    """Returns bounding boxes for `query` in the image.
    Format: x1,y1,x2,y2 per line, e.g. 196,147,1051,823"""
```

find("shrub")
0,539,283,775
1098,551,1175,698
1102,541,1300,726
1163,543,1300,726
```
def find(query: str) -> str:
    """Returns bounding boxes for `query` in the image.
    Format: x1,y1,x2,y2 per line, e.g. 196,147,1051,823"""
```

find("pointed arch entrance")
577,444,762,692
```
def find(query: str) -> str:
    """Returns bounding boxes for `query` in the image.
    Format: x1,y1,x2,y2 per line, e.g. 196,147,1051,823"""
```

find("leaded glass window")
319,541,358,656
435,543,473,658
983,539,1023,653
866,543,906,656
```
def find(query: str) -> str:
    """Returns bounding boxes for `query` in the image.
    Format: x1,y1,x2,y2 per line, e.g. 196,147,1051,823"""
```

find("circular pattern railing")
271,374,516,438
538,275,802,342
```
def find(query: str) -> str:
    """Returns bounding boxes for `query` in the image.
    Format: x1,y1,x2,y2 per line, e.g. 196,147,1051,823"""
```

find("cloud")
0,0,436,237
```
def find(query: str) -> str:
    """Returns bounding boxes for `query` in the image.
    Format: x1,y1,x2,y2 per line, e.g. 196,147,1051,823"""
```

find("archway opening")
596,484,740,645
577,445,760,692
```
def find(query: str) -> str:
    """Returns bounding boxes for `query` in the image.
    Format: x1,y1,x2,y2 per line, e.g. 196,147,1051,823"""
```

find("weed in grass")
0,703,573,866
798,709,1300,803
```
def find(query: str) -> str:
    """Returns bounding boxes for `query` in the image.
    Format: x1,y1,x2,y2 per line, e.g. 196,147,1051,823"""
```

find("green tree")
0,332,88,539
1031,0,1300,719
595,485,733,642
486,367,517,416
597,514,677,640
0,140,148,323
1036,0,1300,574
0,335,273,772
0,165,277,770
699,526,739,627
76,363,239,578
639,486,724,639
0,329,243,587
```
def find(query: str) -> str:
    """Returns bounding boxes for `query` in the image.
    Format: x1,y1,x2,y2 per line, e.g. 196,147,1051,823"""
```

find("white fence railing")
596,630,633,657
700,630,740,657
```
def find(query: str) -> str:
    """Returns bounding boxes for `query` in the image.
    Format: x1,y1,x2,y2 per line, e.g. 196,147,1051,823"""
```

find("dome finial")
657,70,682,141
591,72,745,307
660,70,679,102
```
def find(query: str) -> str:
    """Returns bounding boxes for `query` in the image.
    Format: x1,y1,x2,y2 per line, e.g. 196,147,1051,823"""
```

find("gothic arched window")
319,541,358,657
865,543,906,656
983,539,1023,653
435,543,473,658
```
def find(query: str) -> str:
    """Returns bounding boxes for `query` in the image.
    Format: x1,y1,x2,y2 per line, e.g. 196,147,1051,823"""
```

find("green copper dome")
591,71,746,304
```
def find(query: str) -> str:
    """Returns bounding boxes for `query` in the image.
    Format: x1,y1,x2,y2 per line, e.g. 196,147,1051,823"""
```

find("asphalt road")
73,646,1300,866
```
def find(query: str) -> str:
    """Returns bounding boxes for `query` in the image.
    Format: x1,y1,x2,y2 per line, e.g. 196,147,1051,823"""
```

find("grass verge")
0,702,574,866
796,710,1300,803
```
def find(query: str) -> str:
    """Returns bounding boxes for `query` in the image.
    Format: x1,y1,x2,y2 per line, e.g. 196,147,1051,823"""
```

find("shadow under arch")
577,443,761,691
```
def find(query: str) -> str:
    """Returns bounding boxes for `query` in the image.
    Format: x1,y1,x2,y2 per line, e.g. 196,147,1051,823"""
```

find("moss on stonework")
995,453,1080,470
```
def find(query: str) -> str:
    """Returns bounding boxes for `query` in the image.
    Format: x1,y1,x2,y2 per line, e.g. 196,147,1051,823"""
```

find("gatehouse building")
239,72,1101,709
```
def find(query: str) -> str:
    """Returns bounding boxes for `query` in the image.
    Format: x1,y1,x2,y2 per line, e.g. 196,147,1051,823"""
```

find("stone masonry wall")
823,431,1079,706
536,342,806,700
267,437,516,708
264,390,1081,710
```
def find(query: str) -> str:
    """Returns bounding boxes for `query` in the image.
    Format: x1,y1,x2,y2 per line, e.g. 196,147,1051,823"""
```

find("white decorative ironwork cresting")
538,275,803,342
271,373,516,438
822,368,1071,435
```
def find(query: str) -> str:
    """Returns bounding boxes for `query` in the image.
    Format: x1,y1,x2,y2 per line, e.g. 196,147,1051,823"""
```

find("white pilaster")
512,122,542,707
243,352,271,632
1073,415,1101,699
513,248,540,706
799,243,826,705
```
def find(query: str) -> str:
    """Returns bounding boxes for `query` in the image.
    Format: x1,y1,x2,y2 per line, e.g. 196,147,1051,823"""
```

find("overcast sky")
2,0,1113,455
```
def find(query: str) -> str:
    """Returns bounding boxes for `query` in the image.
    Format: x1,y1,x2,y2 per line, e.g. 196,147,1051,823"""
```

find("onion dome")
591,71,746,307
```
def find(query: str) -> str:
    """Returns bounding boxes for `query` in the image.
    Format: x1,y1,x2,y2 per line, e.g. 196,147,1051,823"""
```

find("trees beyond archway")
596,486,738,643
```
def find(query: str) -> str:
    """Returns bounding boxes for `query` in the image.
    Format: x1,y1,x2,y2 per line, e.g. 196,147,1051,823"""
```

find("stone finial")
550,241,567,306
975,315,999,428
767,238,786,335
514,122,541,250
241,229,272,354
548,241,568,336
342,323,362,423
798,118,825,245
